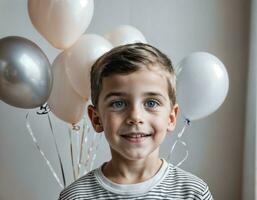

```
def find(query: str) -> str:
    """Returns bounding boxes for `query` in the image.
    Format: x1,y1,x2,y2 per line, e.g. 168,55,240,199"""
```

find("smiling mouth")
121,133,152,139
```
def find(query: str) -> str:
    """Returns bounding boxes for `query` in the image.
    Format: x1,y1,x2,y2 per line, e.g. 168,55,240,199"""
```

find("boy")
59,43,213,199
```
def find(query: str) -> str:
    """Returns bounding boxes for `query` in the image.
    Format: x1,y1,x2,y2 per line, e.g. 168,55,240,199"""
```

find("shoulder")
166,163,207,188
58,169,101,200
161,163,213,199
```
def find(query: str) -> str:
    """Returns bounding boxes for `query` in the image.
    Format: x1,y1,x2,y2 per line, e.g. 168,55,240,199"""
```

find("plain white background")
0,0,250,199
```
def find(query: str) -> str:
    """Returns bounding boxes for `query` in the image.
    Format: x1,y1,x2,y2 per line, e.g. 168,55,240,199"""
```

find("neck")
102,149,163,184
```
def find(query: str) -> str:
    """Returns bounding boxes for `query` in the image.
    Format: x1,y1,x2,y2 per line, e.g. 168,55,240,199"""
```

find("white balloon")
65,34,113,100
176,52,229,121
28,0,94,49
105,25,147,47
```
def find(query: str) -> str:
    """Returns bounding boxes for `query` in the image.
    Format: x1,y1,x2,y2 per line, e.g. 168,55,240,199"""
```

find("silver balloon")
0,36,53,108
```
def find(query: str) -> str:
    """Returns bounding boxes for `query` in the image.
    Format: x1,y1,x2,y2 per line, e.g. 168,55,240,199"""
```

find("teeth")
123,134,150,138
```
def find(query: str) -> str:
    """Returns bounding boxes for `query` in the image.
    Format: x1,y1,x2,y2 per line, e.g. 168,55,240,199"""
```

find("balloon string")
172,139,189,167
82,126,96,173
90,134,103,171
89,132,98,171
47,114,66,187
167,118,191,167
81,125,90,175
78,116,88,177
75,129,80,178
69,124,82,180
78,123,85,177
68,127,76,181
25,112,64,189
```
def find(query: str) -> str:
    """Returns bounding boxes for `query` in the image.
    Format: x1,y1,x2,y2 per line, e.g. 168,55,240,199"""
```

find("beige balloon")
47,53,86,124
65,34,113,100
105,25,147,47
28,0,94,49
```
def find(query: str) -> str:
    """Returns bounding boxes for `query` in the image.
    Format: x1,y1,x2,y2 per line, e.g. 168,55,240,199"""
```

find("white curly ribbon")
167,118,191,167
69,114,102,180
26,112,65,189
26,103,101,186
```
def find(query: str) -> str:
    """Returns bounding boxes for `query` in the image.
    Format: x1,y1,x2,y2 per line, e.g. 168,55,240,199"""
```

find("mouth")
121,133,152,138
121,132,152,142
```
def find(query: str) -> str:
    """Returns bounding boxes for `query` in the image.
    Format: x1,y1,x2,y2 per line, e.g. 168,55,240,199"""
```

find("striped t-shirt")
59,159,213,200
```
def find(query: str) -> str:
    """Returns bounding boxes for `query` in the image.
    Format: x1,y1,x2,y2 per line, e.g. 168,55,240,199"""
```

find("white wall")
0,0,250,199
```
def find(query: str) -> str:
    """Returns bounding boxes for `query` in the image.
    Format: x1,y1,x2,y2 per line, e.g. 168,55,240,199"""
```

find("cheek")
151,112,171,130
102,112,122,132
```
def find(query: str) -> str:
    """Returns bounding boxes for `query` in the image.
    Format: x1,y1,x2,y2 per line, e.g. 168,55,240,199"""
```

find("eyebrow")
144,92,168,101
104,92,127,101
103,92,167,101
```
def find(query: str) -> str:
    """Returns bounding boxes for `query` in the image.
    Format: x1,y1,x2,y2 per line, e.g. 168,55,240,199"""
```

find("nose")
126,105,144,125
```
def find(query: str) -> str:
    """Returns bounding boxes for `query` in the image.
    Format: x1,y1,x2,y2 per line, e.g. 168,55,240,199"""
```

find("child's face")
88,68,178,161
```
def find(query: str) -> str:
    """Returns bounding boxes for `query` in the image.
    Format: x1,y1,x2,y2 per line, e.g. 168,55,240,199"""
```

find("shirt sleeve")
58,192,63,200
202,184,214,200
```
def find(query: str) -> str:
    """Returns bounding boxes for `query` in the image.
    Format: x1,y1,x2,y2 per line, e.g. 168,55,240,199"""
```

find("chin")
122,151,151,161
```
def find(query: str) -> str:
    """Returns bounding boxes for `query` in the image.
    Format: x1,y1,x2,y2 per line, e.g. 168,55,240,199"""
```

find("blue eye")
111,100,126,109
145,100,159,108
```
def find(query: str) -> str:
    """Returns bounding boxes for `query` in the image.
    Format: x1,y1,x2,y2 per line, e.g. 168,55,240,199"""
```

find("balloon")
47,52,86,124
65,34,113,100
0,36,52,108
28,0,94,49
176,52,229,121
105,25,147,47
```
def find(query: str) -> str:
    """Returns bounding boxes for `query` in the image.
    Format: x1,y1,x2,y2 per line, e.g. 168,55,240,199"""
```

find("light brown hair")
90,43,176,107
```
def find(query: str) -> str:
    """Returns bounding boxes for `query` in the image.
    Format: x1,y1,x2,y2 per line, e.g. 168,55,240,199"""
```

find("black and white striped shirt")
59,160,213,200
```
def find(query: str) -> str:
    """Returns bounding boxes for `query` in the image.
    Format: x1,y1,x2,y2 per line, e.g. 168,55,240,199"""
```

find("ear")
87,105,104,133
167,104,179,133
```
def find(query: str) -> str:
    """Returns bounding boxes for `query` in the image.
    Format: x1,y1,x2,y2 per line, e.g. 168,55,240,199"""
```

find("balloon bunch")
29,0,147,188
0,0,148,189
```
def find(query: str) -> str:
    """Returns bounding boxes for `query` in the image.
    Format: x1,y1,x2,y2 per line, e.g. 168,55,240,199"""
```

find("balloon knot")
36,103,50,115
185,118,191,126
72,124,80,131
